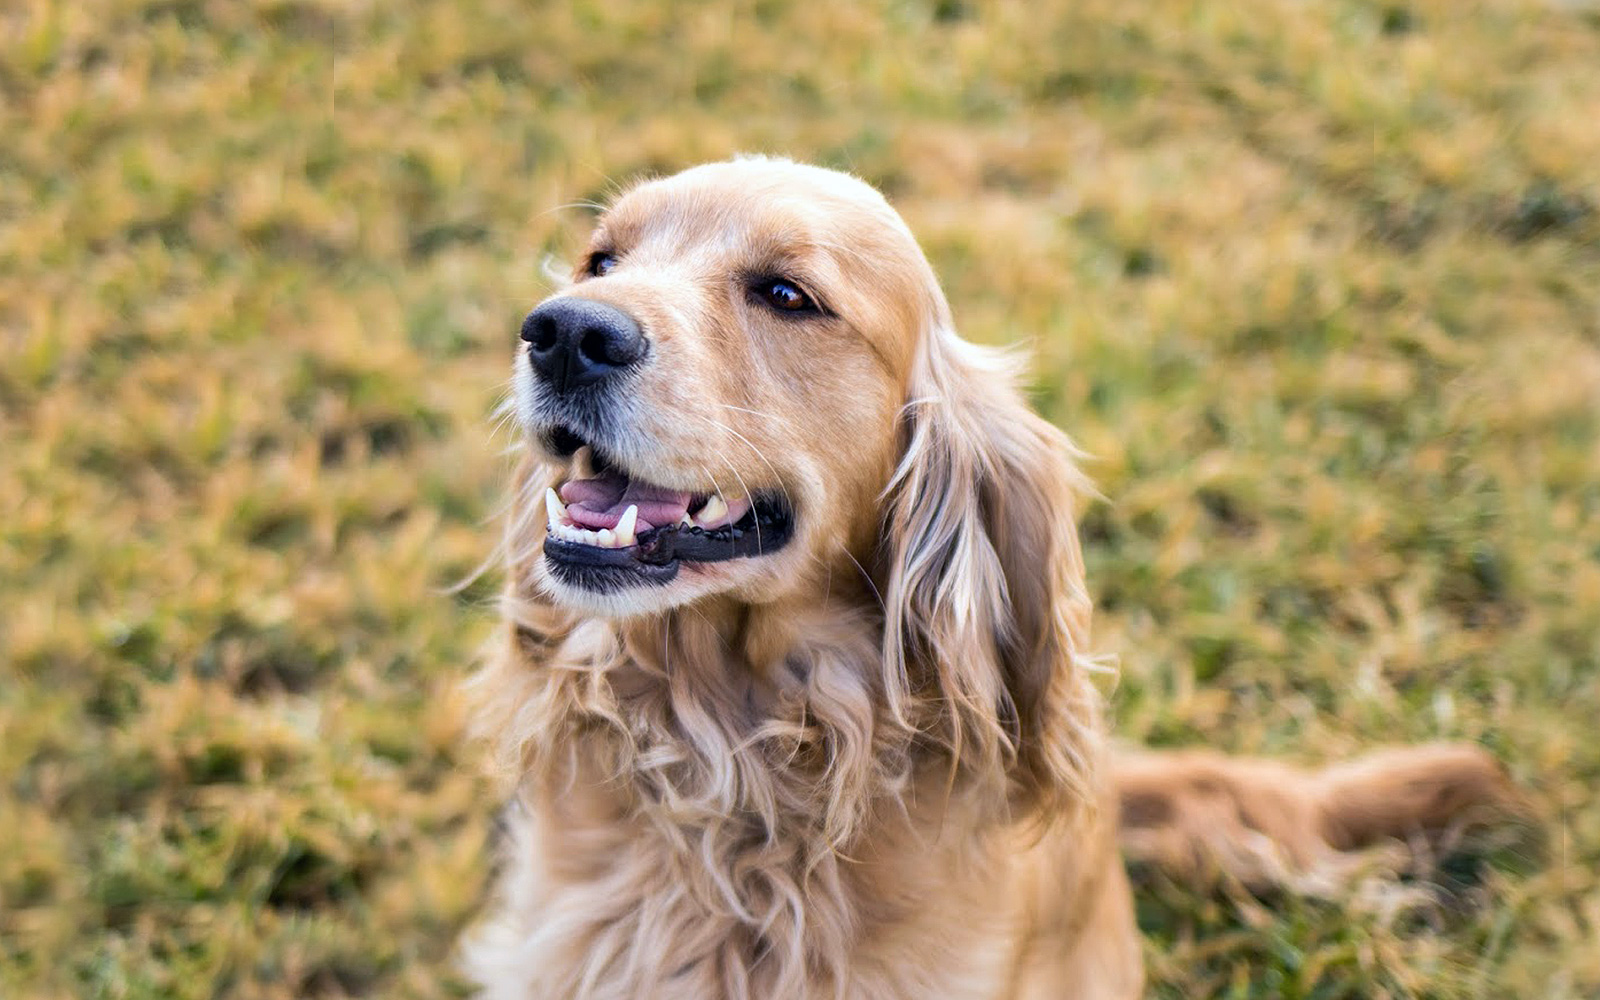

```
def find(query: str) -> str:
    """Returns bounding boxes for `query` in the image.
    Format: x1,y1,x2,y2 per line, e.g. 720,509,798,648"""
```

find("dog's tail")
1113,744,1534,894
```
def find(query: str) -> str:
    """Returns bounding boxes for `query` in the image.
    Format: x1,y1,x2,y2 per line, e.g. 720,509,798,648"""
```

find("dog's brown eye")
587,252,618,278
759,279,813,313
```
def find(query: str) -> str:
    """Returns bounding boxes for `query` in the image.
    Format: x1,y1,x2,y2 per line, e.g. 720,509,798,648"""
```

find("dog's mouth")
540,430,794,591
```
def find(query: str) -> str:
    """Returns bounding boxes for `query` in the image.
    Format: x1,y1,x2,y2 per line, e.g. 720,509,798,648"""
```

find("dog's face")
514,159,940,615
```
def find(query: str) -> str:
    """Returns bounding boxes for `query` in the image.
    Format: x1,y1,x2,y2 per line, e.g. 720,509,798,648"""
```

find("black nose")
520,298,646,393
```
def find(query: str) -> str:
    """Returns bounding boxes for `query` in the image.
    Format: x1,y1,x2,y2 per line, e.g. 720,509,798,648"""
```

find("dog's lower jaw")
531,558,757,619
530,534,825,621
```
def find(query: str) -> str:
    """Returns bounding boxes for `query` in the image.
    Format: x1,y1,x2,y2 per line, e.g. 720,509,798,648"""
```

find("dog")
464,157,1527,999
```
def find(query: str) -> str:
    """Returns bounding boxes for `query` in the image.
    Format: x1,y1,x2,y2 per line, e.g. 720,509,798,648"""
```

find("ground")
1,0,1597,997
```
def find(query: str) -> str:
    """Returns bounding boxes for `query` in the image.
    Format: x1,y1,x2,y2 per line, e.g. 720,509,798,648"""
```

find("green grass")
2,0,1597,996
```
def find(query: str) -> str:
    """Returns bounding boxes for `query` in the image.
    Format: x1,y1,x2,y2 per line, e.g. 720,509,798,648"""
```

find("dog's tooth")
615,505,638,547
695,494,728,527
597,528,616,548
545,487,568,531
680,512,694,528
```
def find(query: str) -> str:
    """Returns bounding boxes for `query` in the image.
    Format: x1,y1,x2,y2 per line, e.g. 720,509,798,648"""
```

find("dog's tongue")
559,471,692,531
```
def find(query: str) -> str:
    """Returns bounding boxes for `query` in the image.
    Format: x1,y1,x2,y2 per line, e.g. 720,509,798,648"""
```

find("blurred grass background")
2,0,1598,996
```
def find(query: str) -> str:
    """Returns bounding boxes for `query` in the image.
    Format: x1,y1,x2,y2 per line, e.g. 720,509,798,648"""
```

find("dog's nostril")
528,316,559,352
577,327,611,367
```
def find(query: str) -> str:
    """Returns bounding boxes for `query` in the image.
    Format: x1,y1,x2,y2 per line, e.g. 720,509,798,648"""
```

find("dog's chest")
466,783,1019,1000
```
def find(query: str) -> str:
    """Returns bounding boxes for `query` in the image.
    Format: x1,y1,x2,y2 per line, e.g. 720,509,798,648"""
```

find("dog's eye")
587,252,618,278
757,279,814,314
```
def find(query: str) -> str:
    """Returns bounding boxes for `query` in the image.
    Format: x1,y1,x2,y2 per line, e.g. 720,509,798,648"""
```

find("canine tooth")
545,488,568,530
598,528,616,548
615,505,639,547
695,494,728,526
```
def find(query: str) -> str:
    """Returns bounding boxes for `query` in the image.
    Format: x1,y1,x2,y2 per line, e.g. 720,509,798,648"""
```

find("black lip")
543,537,682,590
543,497,793,594
546,425,587,457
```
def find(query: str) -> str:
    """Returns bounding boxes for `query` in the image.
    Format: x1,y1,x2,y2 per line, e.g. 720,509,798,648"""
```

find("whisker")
690,411,797,518
840,546,885,612
691,459,772,563
534,200,608,219
695,462,732,520
488,389,522,442
719,404,785,422
696,452,763,553
686,411,796,553
711,456,762,551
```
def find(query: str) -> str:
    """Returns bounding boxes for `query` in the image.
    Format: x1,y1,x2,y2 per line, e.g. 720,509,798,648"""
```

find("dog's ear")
880,322,1098,811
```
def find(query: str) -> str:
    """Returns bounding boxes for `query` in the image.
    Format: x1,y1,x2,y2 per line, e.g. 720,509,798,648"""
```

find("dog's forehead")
588,159,942,370
598,161,912,261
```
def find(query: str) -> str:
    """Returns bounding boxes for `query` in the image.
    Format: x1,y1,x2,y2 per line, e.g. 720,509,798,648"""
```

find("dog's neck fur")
468,562,1079,999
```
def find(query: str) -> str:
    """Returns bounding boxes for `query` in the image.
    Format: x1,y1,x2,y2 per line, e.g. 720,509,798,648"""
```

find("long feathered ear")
881,321,1099,811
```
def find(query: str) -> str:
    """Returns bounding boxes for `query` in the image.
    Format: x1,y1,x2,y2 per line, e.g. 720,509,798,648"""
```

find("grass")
1,0,1597,996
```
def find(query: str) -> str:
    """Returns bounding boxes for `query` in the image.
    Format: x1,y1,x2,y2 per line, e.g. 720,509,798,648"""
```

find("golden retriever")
465,157,1526,999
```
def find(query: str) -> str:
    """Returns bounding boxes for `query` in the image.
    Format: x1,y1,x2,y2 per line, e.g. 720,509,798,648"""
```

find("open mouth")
540,435,794,592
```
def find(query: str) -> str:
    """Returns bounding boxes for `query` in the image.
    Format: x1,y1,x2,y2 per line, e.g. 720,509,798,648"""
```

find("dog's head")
513,158,928,613
510,157,1095,802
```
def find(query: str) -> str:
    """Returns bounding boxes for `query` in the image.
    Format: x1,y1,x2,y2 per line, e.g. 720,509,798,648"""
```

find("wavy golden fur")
464,158,1527,999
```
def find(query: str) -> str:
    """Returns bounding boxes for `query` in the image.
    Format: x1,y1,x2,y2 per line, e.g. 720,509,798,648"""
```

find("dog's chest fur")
461,612,1047,1000
467,755,1032,1000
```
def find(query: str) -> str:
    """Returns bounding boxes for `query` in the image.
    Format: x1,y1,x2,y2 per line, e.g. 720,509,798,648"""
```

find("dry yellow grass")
2,0,1597,997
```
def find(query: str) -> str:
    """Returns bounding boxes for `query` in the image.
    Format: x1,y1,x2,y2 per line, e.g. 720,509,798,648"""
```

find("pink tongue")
559,472,692,531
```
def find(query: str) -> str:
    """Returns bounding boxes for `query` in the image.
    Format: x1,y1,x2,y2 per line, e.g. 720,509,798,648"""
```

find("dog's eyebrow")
587,208,648,252
740,228,841,282
584,222,621,252
741,252,824,286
